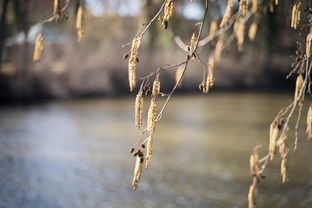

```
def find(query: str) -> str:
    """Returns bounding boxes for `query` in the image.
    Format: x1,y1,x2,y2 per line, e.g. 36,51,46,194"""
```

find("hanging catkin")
76,4,85,41
33,33,44,62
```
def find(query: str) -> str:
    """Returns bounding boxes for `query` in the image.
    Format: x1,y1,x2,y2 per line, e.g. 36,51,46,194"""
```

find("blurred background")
0,0,312,208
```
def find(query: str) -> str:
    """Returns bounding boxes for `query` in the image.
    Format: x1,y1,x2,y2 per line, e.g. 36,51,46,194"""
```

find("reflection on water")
0,93,312,208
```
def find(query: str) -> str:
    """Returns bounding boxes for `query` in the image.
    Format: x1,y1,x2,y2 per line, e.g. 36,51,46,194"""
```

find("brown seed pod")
161,0,174,29
128,38,141,92
135,91,144,129
306,105,312,140
53,0,61,20
248,22,258,41
145,137,153,169
33,33,44,62
208,20,218,40
76,4,85,41
294,74,303,100
132,155,143,190
147,100,157,134
220,0,234,28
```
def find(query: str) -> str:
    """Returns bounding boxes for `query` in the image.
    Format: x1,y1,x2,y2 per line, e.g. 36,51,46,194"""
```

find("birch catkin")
128,38,141,92
135,91,144,129
306,105,312,140
175,64,185,87
291,1,301,29
234,18,246,52
33,33,44,62
306,32,312,58
208,21,218,40
76,4,85,41
248,22,258,41
147,101,157,134
53,0,61,20
161,0,174,29
215,36,224,62
145,137,153,168
220,0,234,28
132,154,143,190
269,121,280,160
294,74,303,100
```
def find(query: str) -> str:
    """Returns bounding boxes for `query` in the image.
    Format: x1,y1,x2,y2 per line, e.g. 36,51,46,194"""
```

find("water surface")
0,93,311,208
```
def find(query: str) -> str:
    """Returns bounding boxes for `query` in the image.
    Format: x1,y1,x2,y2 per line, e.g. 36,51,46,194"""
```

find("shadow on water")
0,92,311,208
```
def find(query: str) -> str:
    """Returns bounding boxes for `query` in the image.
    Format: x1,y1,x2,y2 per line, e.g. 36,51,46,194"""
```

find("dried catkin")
145,137,153,168
294,74,303,100
220,0,234,28
306,105,312,140
188,33,199,58
132,154,143,190
53,0,61,20
208,21,218,40
175,64,185,87
306,32,312,58
135,91,144,129
281,157,288,183
250,151,260,177
161,0,174,29
152,79,161,101
76,4,85,41
204,56,215,94
269,121,280,160
147,101,157,134
239,0,249,17
234,17,246,52
248,22,258,41
33,33,44,62
252,0,259,14
215,36,224,62
291,1,301,29
128,38,141,92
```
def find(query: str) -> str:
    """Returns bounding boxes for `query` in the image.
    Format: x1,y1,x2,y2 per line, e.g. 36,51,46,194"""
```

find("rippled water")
0,93,312,208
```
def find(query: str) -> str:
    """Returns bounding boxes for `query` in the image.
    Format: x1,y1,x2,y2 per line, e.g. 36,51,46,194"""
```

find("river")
0,93,311,208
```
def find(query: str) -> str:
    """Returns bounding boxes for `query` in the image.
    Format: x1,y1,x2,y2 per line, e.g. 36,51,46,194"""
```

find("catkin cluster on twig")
33,33,44,62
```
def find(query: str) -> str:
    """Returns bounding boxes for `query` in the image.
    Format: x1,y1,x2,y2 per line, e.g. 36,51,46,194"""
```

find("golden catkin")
234,17,246,52
281,157,288,183
132,155,143,190
306,32,312,58
33,33,44,62
208,21,218,40
152,80,161,100
161,0,174,29
250,152,260,177
294,74,303,100
175,64,185,87
269,121,280,160
188,33,199,58
220,0,234,28
135,91,144,129
275,0,279,5
128,38,141,92
306,105,312,140
147,101,157,134
291,1,301,29
215,36,224,62
239,0,249,17
145,137,153,168
53,0,61,20
252,0,259,14
248,183,257,208
76,4,85,42
248,22,258,41
203,56,215,94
